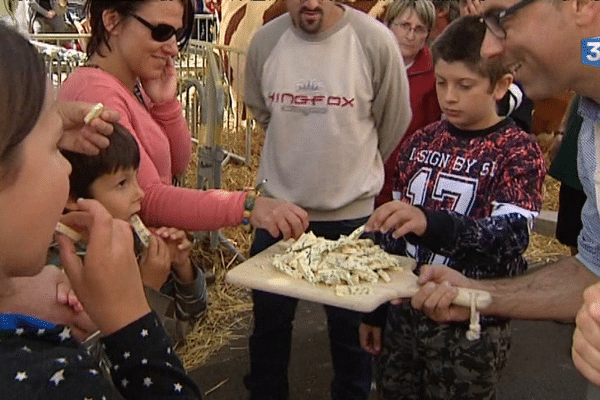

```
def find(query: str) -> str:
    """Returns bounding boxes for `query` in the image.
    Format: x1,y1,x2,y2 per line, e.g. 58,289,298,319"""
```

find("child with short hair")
61,123,207,343
360,15,546,400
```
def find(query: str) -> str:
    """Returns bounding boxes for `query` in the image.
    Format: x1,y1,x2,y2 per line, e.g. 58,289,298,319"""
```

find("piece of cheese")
55,222,82,242
273,225,415,295
129,214,150,247
84,103,104,124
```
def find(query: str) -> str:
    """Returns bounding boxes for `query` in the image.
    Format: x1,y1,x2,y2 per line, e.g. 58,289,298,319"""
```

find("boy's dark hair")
431,15,509,87
62,122,140,199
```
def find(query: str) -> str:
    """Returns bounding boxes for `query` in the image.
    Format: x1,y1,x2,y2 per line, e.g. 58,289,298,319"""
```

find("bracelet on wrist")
242,179,266,232
242,191,256,231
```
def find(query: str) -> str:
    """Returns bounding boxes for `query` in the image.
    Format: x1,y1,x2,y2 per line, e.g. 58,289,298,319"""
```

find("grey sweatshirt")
245,5,411,221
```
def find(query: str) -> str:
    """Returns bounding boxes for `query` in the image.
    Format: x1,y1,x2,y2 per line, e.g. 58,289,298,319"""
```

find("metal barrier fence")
191,14,219,43
31,38,87,88
179,39,251,166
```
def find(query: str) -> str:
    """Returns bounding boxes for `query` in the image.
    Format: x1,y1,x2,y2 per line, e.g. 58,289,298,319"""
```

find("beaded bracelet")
242,191,257,231
242,179,267,232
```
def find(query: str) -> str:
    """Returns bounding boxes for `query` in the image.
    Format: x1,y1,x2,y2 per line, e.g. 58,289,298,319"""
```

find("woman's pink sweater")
59,67,245,231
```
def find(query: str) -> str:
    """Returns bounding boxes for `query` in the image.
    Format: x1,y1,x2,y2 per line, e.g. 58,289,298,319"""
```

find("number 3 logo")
586,42,600,62
582,38,600,67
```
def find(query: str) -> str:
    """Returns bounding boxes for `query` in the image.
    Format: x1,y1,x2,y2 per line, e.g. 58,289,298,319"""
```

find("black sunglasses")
481,0,540,39
129,13,186,44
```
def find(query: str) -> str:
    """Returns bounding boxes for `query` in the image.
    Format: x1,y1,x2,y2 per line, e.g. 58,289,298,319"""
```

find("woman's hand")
141,56,178,105
250,196,309,240
57,199,151,335
364,200,427,239
139,234,172,291
55,101,120,155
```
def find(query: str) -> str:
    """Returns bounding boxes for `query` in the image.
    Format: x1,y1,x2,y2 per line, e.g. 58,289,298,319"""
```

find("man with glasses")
243,0,411,399
407,0,600,392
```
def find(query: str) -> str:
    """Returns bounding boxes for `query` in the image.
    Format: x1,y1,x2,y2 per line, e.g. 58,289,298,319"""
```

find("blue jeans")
247,218,372,400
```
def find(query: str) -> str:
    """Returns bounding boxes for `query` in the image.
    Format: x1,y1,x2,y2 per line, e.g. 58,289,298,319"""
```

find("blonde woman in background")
376,0,442,206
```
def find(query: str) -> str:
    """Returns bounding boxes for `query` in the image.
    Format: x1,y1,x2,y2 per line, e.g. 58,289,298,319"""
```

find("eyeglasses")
391,21,428,38
481,0,540,39
129,13,185,43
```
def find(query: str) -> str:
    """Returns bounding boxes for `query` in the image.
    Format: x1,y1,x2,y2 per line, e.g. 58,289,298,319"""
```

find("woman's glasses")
390,21,428,38
129,13,185,43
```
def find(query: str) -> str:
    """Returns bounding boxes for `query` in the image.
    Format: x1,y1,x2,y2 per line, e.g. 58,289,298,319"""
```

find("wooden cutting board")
226,241,492,313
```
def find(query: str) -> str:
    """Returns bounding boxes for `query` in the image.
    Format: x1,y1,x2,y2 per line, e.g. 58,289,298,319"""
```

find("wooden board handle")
401,274,492,310
452,288,492,309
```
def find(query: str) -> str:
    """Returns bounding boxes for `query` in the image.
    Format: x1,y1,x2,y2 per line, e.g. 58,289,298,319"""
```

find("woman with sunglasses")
0,23,201,398
59,0,309,242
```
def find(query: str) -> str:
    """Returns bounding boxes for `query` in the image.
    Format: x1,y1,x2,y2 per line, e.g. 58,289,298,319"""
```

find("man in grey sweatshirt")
244,0,411,398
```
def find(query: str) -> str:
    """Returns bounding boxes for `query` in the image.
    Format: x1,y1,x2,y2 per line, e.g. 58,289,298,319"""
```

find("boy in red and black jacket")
360,15,546,400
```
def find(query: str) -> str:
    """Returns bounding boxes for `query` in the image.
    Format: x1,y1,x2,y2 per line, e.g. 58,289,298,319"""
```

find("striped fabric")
576,97,600,276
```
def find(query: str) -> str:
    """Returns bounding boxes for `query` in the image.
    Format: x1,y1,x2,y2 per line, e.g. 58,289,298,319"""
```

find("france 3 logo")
583,37,600,67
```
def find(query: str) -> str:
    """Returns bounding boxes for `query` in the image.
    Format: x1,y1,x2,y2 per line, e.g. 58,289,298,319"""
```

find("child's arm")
138,235,172,291
365,201,531,268
1,265,97,341
365,200,427,239
171,268,208,320
359,302,392,356
155,228,208,320
155,228,194,282
413,210,530,265
414,135,546,266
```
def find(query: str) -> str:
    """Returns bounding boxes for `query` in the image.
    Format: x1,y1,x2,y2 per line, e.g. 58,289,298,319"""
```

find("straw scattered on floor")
174,123,263,371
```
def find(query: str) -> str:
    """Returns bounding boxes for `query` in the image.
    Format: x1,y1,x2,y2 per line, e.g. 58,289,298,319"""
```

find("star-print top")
0,312,202,399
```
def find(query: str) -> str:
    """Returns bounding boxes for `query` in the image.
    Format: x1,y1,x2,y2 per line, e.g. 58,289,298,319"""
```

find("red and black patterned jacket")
365,118,546,326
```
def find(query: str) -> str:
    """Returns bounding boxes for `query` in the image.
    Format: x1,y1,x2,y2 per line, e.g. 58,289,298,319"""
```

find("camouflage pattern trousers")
376,303,511,400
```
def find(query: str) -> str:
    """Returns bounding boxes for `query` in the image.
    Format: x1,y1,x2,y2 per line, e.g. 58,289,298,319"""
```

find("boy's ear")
64,196,79,212
491,73,514,102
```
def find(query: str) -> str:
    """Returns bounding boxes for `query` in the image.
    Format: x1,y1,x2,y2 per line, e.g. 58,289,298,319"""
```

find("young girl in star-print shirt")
360,16,546,400
0,24,201,400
